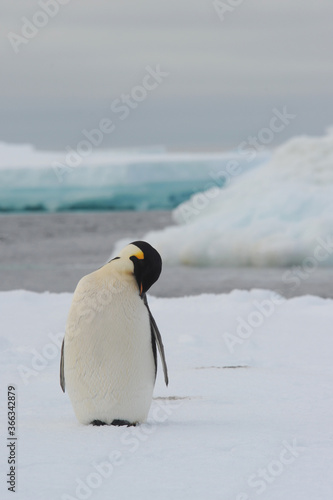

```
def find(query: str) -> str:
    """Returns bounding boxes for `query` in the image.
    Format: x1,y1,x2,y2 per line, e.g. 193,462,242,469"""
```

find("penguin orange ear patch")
135,250,144,260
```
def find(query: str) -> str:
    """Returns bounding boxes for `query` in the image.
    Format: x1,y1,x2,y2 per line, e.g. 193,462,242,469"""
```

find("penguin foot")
111,419,137,427
91,420,107,426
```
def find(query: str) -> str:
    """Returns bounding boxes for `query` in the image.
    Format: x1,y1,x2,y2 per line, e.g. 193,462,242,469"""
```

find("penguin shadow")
194,365,249,370
90,397,193,427
89,374,247,427
153,396,195,400
91,419,136,427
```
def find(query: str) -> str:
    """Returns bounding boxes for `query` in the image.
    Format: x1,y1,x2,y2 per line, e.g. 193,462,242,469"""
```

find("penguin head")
116,241,162,295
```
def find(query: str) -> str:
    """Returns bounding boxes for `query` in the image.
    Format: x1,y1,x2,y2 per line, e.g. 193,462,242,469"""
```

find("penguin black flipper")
142,293,169,386
150,321,158,380
60,338,65,392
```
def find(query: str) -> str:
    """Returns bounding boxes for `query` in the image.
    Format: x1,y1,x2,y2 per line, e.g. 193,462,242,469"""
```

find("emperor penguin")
60,241,168,426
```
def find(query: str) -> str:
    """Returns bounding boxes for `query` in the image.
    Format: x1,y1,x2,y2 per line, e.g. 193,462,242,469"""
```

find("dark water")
1,211,333,298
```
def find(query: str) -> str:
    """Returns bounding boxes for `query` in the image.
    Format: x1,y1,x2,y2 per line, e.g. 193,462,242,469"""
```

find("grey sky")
1,0,333,151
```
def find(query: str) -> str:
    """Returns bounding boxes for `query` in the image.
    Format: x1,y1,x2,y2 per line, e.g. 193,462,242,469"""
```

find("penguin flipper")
60,338,65,392
142,294,169,386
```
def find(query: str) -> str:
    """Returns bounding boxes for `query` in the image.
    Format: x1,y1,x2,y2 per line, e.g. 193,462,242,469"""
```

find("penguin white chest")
64,275,156,425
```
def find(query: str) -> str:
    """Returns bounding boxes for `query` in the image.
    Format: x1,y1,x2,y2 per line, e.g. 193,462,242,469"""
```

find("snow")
0,142,267,212
143,131,333,266
1,289,333,499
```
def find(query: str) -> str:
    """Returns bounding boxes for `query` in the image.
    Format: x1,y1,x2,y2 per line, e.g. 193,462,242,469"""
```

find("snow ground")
1,289,332,499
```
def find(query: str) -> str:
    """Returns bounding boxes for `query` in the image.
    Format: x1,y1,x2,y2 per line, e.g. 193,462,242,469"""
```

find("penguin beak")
130,250,145,297
135,250,144,260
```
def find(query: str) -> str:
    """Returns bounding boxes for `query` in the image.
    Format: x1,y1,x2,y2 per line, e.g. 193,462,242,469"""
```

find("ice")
0,289,332,499
0,142,267,212
143,130,333,266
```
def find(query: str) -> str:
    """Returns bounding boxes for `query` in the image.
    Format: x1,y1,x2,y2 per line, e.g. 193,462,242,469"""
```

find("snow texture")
0,142,267,212
1,289,332,499
144,131,333,266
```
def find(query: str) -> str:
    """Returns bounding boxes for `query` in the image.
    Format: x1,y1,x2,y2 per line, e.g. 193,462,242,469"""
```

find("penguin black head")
129,241,162,295
114,241,162,295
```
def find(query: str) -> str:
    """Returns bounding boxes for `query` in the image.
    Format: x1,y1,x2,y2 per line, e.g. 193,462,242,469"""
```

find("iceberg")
0,142,267,212
142,131,333,267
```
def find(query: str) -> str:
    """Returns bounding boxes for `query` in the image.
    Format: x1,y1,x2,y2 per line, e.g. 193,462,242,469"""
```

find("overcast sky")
1,0,333,151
